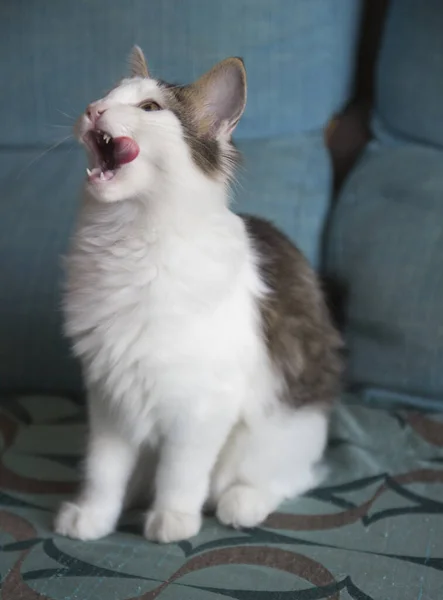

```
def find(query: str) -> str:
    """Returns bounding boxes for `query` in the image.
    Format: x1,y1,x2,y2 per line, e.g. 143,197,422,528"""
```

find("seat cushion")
1,394,443,599
327,143,443,408
0,0,362,145
0,131,331,393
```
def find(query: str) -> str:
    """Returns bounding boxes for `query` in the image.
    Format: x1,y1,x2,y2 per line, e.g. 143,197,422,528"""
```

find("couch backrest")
1,0,362,145
327,0,443,409
373,0,443,148
0,0,364,395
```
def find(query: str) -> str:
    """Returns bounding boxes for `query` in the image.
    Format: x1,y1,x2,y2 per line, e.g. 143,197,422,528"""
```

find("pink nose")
86,103,106,124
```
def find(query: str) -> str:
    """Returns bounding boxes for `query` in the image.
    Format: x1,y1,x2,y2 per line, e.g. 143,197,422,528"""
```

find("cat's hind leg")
211,405,329,529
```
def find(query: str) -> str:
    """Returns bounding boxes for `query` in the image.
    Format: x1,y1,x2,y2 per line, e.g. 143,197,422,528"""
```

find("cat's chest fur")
64,200,265,416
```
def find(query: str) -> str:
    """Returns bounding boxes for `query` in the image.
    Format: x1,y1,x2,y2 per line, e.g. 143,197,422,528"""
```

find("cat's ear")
129,46,150,78
191,57,246,138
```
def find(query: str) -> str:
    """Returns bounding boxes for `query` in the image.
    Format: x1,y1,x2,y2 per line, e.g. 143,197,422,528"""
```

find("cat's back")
242,215,343,407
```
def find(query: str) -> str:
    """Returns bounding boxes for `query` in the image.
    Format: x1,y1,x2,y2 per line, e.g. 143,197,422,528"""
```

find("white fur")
55,76,328,543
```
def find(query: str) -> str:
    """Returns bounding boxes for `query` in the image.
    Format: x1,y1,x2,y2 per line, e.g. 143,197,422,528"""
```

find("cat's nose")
86,103,107,125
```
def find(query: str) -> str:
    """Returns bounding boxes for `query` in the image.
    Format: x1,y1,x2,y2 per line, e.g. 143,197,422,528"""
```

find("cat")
54,47,342,544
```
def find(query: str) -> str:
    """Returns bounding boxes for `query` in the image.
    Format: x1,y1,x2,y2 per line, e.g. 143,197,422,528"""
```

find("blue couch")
1,2,443,599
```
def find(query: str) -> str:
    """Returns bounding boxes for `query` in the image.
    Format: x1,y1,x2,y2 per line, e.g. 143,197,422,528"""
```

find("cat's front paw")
54,501,116,541
216,484,273,529
144,509,201,543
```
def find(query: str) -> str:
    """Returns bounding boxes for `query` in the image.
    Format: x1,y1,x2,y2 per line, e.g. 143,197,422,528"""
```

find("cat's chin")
84,161,154,203
84,153,129,202
86,166,117,183
85,172,130,203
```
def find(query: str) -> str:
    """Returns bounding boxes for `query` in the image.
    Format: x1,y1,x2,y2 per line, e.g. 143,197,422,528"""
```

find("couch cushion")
327,143,443,408
0,147,82,394
373,0,443,148
0,0,362,145
2,394,443,599
0,131,331,393
237,133,332,267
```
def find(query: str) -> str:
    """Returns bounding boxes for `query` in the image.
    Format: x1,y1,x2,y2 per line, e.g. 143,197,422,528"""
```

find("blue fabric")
0,147,82,393
237,132,331,267
373,0,443,148
0,132,331,393
0,0,362,145
327,143,443,407
327,0,443,409
0,1,363,392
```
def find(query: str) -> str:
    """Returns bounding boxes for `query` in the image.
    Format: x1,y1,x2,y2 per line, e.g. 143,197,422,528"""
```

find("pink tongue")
113,136,140,165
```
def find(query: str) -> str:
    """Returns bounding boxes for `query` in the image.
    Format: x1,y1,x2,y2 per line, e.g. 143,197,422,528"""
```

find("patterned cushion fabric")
1,395,443,599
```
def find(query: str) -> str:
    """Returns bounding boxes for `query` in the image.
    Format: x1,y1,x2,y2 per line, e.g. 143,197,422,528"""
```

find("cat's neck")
80,173,231,243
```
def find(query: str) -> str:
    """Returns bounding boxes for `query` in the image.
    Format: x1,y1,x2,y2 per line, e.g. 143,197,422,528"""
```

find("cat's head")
76,46,247,203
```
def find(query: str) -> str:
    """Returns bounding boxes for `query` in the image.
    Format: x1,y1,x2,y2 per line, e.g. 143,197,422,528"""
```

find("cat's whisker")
46,123,73,129
227,173,243,195
16,135,73,179
56,109,75,121
64,101,81,117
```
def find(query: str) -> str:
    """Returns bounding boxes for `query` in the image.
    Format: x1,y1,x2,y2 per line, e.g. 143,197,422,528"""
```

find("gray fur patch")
242,215,343,409
158,81,240,179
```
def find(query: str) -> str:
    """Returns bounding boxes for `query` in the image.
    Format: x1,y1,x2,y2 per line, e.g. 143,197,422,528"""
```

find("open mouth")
84,129,140,182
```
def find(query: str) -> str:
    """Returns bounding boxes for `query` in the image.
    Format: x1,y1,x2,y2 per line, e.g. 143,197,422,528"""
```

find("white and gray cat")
55,47,342,544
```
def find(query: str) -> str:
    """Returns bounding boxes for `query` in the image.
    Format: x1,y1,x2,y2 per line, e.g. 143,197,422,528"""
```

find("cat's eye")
140,100,161,112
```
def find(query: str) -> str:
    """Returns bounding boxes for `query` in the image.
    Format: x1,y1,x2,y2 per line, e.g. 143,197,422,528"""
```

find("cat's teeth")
103,134,111,143
100,172,106,180
86,168,92,176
